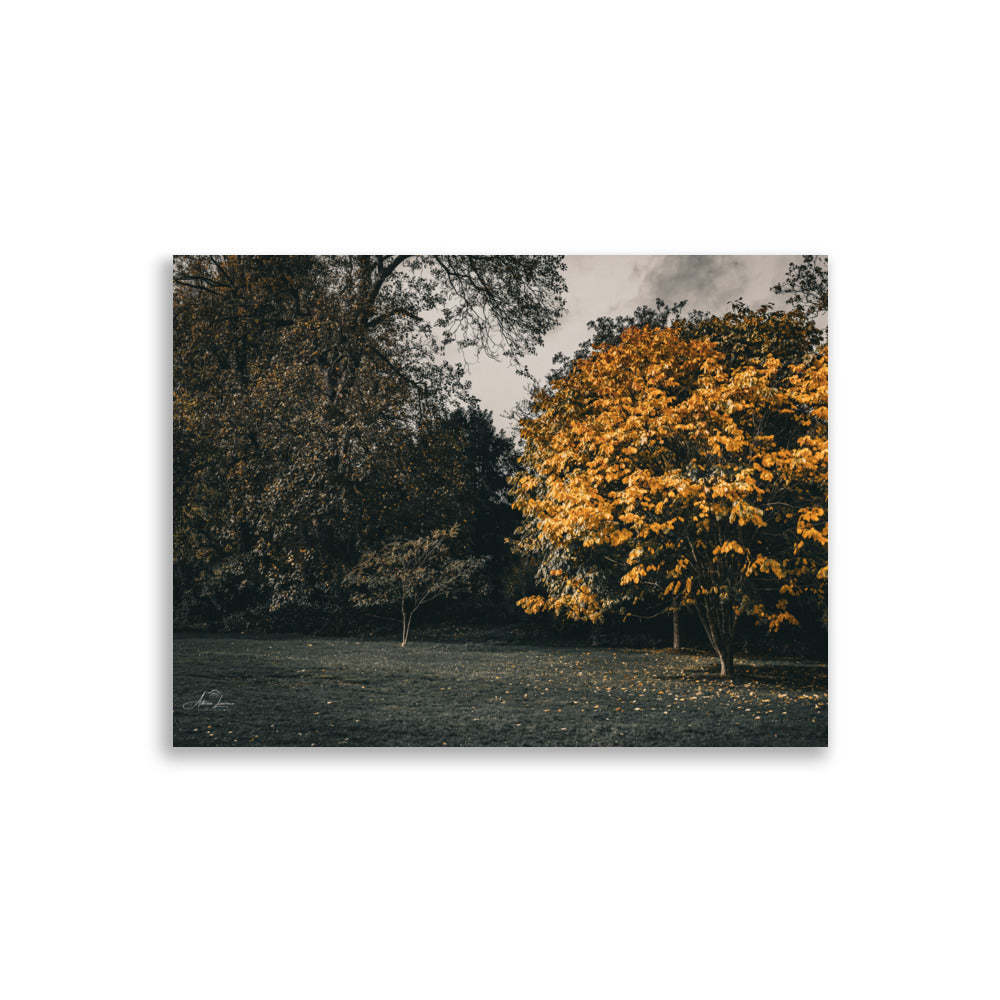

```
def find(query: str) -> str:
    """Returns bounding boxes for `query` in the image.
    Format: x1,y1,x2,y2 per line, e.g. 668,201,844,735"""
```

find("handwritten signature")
182,690,234,710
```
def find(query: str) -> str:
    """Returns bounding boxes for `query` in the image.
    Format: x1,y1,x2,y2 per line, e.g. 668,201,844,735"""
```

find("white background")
3,2,996,998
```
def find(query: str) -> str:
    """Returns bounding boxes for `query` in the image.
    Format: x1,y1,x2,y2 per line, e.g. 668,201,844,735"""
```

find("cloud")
635,255,797,316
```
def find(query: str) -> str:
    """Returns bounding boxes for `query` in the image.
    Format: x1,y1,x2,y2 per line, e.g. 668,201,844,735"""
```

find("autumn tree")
173,255,566,628
547,298,689,382
519,300,824,651
513,320,827,677
545,294,824,387
345,525,487,646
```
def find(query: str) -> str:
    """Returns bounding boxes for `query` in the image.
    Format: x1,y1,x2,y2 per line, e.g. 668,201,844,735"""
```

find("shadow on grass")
737,661,826,691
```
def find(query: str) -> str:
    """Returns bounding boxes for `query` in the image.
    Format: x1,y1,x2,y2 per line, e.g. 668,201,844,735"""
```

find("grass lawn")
173,633,827,747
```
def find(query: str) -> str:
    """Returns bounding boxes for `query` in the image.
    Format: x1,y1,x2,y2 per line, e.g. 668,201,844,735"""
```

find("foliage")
513,316,827,676
670,301,825,370
513,302,825,655
345,525,487,646
173,255,565,629
409,405,521,608
545,294,824,386
547,297,689,382
772,254,828,321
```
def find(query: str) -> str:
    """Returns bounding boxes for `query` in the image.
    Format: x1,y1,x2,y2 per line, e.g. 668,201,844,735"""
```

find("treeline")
173,254,564,632
173,254,827,664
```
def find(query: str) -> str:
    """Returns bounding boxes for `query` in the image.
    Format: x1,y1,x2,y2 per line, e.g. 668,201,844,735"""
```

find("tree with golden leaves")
513,319,827,676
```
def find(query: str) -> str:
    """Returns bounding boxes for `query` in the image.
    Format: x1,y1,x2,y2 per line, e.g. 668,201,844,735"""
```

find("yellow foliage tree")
513,323,827,677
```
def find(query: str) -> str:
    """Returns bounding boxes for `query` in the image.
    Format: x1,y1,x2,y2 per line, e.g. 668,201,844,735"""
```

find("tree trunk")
401,608,415,647
695,600,737,677
715,643,734,678
708,632,735,677
673,608,681,650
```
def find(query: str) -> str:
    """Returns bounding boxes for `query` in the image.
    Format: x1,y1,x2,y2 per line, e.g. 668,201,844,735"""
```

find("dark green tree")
772,254,828,322
174,255,566,629
345,525,487,646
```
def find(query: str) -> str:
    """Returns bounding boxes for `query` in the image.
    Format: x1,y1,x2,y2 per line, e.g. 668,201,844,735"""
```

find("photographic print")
173,255,828,747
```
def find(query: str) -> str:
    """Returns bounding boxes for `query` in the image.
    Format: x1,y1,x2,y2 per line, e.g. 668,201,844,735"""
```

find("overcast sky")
461,254,804,435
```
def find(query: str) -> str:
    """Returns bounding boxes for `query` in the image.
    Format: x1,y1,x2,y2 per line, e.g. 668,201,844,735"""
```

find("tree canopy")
173,254,566,629
772,254,828,323
513,311,827,676
345,524,487,646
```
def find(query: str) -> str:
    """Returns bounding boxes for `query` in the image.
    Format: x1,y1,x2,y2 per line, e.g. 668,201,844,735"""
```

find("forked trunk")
695,600,737,678
401,608,415,647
